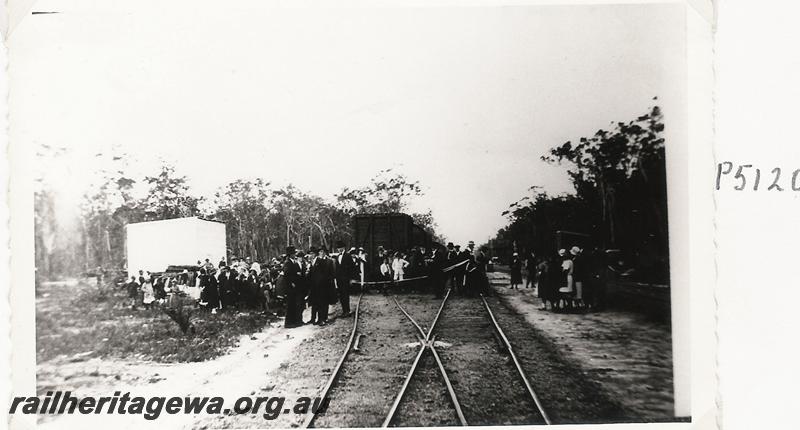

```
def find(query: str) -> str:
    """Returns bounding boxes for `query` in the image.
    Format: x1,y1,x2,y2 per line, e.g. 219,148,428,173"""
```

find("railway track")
300,289,552,428
301,293,365,428
384,289,466,427
387,291,552,426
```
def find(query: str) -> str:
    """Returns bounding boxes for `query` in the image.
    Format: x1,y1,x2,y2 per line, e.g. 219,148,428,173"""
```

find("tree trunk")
105,228,112,267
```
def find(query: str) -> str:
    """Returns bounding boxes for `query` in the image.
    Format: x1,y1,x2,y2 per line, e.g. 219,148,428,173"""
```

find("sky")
11,0,684,246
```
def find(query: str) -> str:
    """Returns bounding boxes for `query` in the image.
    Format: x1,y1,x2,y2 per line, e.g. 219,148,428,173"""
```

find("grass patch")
36,280,275,363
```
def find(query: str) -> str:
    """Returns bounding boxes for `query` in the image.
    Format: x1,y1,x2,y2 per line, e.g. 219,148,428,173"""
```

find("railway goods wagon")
351,213,431,280
411,224,433,250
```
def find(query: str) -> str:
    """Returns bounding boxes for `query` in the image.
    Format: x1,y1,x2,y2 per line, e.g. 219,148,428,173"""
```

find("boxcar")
350,213,431,280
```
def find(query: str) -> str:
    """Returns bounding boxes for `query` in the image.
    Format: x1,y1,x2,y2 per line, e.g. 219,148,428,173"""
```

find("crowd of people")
507,246,607,312
373,240,493,298
120,235,607,332
123,255,276,314
120,239,497,329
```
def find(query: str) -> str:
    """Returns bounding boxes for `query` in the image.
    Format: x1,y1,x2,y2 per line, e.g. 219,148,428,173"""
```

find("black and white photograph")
8,0,708,428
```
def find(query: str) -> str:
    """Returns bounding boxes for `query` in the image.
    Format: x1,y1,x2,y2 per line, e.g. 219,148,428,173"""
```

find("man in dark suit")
308,246,335,325
283,246,304,328
334,240,356,317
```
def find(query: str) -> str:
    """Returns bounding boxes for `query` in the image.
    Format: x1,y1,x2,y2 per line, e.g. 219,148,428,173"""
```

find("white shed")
125,217,226,277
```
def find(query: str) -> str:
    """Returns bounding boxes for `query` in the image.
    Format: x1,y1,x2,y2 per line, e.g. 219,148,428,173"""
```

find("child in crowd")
126,276,140,309
392,252,409,281
380,256,392,281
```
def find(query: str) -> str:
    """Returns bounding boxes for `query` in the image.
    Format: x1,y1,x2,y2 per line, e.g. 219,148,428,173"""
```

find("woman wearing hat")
570,246,586,310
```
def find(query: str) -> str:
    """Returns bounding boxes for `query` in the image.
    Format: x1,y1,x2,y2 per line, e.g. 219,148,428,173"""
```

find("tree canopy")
487,100,669,283
34,159,442,278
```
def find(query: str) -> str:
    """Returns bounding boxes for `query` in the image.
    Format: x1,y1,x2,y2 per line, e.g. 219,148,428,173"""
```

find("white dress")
142,282,155,304
559,259,574,293
392,258,408,281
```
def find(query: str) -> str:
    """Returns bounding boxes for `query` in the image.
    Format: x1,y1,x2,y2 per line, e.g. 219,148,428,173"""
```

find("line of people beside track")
507,246,607,312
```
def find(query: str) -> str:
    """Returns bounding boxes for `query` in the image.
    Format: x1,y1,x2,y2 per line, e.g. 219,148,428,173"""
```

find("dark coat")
283,259,303,290
126,281,140,298
465,250,489,295
219,272,238,307
537,259,560,300
510,256,523,284
309,257,336,306
334,252,356,281
431,250,447,277
282,258,304,325
572,254,587,282
200,274,219,307
239,274,262,308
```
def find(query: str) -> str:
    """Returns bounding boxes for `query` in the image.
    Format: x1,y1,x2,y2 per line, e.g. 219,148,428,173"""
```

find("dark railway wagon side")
351,213,431,281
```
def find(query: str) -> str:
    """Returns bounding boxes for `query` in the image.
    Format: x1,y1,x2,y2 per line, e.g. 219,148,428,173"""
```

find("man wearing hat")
308,246,335,325
334,241,356,317
283,246,304,328
445,242,456,262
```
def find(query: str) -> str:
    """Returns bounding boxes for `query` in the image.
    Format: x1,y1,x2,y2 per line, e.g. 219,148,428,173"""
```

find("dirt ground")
389,294,461,428
488,271,677,421
36,315,319,429
433,295,546,426
35,275,677,428
310,294,420,428
36,279,274,364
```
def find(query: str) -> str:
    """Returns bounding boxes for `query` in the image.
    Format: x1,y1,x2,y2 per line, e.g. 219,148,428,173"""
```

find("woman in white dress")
558,249,575,311
141,276,156,309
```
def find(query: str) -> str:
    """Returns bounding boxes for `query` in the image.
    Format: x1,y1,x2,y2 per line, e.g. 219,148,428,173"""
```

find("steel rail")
301,293,365,429
392,297,426,339
384,289,467,427
480,294,553,425
380,341,426,428
421,289,468,425
428,338,468,426
426,287,452,341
